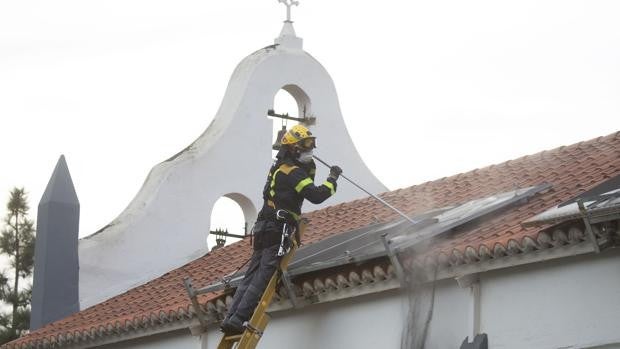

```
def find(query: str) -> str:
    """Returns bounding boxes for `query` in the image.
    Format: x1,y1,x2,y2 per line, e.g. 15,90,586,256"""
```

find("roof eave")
431,239,599,282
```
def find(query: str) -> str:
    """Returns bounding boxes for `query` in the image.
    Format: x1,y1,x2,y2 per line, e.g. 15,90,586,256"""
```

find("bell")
272,125,288,150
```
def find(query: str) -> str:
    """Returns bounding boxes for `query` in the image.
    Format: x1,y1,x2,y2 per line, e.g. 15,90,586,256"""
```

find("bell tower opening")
269,85,313,156
208,193,257,251
271,89,299,156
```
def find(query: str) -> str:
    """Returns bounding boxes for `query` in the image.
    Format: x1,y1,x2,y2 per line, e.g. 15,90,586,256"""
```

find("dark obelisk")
30,155,80,330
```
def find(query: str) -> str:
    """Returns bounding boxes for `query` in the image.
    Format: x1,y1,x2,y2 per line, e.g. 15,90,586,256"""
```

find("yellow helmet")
280,124,316,149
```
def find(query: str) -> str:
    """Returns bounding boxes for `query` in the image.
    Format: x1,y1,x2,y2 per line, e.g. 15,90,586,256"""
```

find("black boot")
220,315,245,335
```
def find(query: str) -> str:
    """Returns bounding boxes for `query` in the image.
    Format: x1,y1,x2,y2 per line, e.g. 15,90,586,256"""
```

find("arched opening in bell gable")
270,85,313,157
208,193,256,251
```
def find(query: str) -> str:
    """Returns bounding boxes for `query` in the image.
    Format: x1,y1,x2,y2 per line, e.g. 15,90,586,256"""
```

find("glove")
328,165,343,180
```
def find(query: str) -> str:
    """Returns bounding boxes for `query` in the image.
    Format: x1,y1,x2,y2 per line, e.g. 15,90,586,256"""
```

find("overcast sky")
0,1,618,246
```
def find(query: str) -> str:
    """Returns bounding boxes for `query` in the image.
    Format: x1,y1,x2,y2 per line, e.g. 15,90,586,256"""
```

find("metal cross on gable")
278,0,299,23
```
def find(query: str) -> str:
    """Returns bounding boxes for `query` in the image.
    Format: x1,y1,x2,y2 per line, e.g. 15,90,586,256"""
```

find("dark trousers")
225,244,281,323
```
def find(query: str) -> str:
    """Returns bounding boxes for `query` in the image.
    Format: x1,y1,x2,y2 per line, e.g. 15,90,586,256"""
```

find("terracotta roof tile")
5,131,620,348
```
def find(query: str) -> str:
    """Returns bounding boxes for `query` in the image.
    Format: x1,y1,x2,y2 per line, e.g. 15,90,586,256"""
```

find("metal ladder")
217,240,297,349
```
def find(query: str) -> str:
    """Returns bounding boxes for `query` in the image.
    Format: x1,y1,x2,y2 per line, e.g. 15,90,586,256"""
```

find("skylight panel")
523,174,620,228
391,183,551,252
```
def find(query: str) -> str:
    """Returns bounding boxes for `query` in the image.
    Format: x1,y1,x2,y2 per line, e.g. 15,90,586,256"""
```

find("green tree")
0,188,35,344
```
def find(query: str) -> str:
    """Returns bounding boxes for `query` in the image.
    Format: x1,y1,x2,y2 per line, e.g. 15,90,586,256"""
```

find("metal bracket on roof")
193,273,245,295
577,200,600,253
280,270,299,309
183,277,209,332
381,233,407,288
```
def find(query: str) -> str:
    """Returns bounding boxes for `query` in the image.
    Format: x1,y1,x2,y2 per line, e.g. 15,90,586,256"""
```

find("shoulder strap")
278,163,299,175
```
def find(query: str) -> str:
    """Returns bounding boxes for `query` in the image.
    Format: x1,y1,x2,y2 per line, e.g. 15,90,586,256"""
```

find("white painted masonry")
206,291,405,349
78,24,386,309
480,249,620,349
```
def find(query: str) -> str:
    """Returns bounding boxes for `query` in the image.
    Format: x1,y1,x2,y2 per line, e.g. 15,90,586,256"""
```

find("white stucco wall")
480,249,620,349
424,279,473,348
202,289,406,349
78,26,386,309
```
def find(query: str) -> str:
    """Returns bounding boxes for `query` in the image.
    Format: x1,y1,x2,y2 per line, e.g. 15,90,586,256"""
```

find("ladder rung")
223,334,243,341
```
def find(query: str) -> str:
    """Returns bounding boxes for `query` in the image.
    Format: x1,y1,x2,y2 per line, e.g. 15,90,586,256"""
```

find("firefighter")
220,124,341,335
